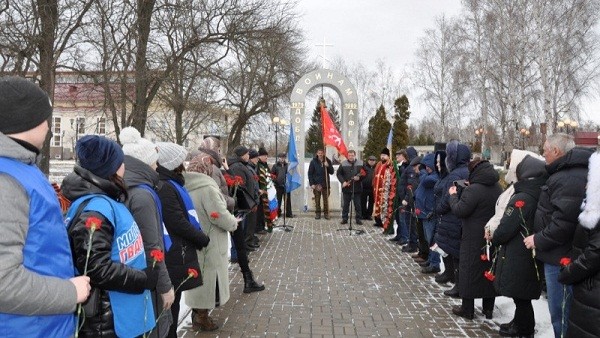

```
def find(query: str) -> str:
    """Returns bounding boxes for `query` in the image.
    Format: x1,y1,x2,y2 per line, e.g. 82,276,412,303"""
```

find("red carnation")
223,174,236,187
85,216,102,231
560,257,572,267
150,249,164,262
210,212,219,219
480,254,489,261
415,208,421,216
271,173,277,180
484,270,495,281
515,200,525,208
234,176,245,185
407,184,413,191
188,268,199,279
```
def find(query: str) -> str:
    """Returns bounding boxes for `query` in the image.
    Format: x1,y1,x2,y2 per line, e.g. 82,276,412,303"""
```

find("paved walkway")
177,214,501,337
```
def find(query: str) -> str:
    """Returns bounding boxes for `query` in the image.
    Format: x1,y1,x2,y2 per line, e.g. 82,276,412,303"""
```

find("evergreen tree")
305,98,342,157
392,95,411,152
363,104,392,158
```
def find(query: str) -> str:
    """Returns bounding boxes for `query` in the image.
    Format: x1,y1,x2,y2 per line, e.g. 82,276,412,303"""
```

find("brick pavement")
177,214,501,337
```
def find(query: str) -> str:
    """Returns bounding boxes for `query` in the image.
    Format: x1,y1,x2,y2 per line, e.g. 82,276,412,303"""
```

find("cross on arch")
315,37,334,68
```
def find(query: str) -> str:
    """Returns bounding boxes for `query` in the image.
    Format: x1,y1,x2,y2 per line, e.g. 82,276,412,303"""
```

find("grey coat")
123,155,173,337
183,172,238,309
0,133,77,315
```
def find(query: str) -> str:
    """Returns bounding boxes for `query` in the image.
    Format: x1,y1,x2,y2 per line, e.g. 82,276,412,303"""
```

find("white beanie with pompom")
119,126,159,166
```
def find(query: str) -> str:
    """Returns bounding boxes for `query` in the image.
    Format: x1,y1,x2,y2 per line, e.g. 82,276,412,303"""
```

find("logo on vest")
116,223,144,263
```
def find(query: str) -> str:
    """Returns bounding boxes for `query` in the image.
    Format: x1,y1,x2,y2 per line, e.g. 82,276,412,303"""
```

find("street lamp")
272,116,287,157
520,128,531,149
474,127,484,153
557,118,578,134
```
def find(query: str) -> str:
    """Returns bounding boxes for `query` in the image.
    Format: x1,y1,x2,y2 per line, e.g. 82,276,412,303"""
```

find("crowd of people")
0,77,286,337
2,76,600,338
351,137,598,338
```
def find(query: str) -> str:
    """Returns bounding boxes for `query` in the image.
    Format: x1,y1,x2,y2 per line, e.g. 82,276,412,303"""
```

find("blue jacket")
414,153,439,219
434,142,471,257
0,157,75,338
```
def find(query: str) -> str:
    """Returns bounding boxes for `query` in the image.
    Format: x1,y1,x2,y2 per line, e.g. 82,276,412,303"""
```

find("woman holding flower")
449,159,502,320
182,154,240,331
62,135,157,337
492,155,547,337
156,142,210,338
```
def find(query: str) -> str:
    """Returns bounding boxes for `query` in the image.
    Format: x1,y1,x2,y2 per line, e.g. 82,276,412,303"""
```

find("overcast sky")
293,0,600,125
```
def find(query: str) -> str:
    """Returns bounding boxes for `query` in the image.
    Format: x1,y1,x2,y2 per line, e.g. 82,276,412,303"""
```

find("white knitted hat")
156,142,188,170
119,126,159,166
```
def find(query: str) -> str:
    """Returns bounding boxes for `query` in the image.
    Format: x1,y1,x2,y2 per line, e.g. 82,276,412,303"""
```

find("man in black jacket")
524,133,593,338
336,150,364,225
271,153,293,217
361,155,377,220
308,149,334,220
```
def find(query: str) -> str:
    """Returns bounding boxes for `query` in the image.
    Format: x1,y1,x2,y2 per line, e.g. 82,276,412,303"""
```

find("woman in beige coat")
183,155,239,331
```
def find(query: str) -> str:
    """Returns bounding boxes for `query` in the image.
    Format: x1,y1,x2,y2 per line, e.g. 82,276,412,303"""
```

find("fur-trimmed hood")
579,151,600,230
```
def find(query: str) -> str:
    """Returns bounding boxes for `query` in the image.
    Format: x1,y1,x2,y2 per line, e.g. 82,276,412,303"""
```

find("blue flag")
386,126,393,151
286,126,302,193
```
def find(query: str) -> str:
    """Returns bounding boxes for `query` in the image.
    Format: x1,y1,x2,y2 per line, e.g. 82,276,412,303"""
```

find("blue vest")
67,195,155,337
0,157,75,338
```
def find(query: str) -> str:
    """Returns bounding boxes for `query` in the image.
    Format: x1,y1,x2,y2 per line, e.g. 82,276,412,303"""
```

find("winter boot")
435,256,455,284
443,267,460,298
243,271,265,293
192,309,219,331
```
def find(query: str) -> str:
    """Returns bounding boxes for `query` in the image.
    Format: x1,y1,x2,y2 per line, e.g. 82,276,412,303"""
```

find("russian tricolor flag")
268,184,278,221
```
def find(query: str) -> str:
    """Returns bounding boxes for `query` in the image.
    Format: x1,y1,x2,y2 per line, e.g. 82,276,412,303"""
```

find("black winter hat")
233,145,249,157
258,147,268,156
249,149,259,159
76,135,124,179
381,148,390,156
0,77,53,134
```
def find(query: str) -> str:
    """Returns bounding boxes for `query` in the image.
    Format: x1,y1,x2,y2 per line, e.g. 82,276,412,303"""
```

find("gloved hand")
198,231,210,249
144,266,159,290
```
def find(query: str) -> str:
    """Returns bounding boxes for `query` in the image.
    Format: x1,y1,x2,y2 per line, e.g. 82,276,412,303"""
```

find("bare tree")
0,0,94,173
210,3,307,150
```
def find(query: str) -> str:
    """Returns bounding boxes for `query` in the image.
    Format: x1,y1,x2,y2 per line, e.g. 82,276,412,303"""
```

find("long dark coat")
492,155,547,300
449,161,502,299
558,151,600,338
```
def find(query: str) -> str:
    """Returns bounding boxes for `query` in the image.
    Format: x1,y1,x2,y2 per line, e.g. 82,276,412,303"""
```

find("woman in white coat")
183,154,240,331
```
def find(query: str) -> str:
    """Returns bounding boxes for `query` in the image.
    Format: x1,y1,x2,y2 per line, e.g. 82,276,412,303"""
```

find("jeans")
422,218,440,268
545,264,573,338
407,212,418,247
393,209,410,241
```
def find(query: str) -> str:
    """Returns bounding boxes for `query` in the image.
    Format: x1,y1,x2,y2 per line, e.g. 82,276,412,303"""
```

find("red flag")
320,105,348,158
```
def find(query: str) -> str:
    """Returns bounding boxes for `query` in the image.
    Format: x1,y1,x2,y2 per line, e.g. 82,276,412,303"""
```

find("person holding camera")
336,150,365,225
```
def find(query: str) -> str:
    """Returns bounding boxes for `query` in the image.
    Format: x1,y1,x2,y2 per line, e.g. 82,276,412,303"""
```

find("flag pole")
319,99,331,219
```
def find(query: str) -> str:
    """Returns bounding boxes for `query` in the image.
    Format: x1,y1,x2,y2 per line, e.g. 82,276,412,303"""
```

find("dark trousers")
342,192,362,221
167,288,183,338
231,219,250,273
462,297,495,314
275,186,292,217
314,188,330,216
416,218,429,258
513,298,535,333
255,204,265,233
245,209,257,242
360,188,374,219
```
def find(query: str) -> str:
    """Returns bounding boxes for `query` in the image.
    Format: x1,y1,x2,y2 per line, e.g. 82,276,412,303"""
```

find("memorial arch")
288,68,359,212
